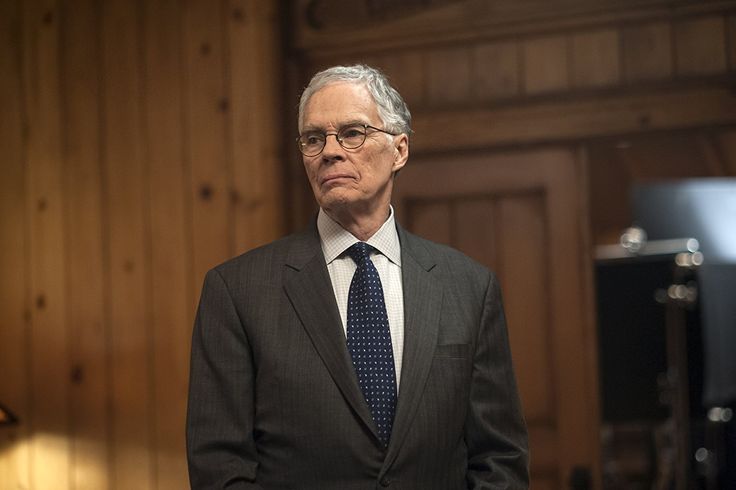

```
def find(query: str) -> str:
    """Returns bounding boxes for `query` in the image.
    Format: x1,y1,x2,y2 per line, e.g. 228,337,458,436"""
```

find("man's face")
301,82,408,216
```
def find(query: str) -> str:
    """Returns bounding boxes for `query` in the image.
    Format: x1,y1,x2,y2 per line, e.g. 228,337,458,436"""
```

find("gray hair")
298,64,412,136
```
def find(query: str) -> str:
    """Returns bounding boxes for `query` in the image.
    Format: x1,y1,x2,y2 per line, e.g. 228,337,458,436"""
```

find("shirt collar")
317,206,402,267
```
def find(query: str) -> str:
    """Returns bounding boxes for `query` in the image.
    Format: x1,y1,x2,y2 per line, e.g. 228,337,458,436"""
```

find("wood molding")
410,85,736,153
293,0,736,57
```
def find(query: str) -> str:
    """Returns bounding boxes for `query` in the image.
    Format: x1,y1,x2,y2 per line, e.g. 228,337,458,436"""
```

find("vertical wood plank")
453,197,497,271
543,151,597,484
142,0,192,487
60,0,110,487
621,22,673,83
101,0,153,487
425,46,471,106
571,29,620,88
675,15,727,76
473,40,520,101
407,200,451,246
183,0,232,292
728,14,736,70
522,35,570,95
373,51,425,109
22,0,72,487
228,0,285,254
0,0,31,487
496,194,554,424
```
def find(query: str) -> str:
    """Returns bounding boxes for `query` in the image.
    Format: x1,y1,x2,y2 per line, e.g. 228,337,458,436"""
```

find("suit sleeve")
465,272,530,489
186,268,264,489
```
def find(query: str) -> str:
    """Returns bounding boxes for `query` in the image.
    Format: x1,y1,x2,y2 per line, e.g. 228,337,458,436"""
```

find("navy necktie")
346,242,397,447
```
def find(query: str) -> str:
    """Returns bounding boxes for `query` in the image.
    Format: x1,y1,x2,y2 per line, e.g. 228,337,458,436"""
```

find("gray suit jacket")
186,223,529,489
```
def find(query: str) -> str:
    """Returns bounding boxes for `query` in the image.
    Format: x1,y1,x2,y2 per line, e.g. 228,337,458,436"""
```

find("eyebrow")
302,119,370,133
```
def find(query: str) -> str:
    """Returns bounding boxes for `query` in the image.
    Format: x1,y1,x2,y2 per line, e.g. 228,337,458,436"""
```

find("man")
186,64,529,489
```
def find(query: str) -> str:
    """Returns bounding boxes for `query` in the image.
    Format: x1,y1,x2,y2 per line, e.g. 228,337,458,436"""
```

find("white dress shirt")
317,207,405,390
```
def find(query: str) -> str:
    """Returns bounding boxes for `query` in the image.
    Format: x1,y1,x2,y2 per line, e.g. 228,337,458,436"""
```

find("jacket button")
380,477,391,487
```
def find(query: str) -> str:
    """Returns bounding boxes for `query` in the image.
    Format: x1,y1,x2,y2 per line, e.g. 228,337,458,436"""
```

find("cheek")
303,161,319,182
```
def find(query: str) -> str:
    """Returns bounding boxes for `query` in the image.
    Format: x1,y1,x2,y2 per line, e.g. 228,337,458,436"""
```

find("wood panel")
621,22,673,82
496,194,555,425
183,0,233,292
454,198,497,271
142,0,191,488
22,0,72,487
0,0,31,488
675,15,727,76
228,0,285,252
296,2,736,116
729,14,736,69
473,40,520,100
407,200,452,246
1,0,285,488
372,51,425,108
61,0,109,487
410,86,736,153
571,29,620,88
101,0,153,486
426,46,471,106
292,0,734,56
394,147,599,488
522,35,570,95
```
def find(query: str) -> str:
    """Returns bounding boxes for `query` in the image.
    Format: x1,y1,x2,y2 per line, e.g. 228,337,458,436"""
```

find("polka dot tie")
346,242,397,447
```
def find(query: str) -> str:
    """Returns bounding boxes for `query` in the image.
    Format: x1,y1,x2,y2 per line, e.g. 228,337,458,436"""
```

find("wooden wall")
0,1,284,488
288,0,736,239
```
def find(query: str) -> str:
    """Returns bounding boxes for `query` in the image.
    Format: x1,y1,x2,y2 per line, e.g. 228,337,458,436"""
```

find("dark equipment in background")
595,178,736,490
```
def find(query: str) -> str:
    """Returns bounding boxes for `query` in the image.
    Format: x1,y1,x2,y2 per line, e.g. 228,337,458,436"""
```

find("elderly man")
186,65,529,489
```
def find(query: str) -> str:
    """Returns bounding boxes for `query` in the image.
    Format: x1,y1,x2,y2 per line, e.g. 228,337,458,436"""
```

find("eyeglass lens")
298,125,368,156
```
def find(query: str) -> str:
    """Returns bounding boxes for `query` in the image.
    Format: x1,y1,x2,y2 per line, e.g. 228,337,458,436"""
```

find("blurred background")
1,0,735,488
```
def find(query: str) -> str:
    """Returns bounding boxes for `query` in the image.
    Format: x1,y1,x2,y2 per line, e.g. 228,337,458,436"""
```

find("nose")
321,133,344,161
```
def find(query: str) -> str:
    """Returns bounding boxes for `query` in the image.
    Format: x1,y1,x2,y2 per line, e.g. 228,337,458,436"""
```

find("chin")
318,189,358,210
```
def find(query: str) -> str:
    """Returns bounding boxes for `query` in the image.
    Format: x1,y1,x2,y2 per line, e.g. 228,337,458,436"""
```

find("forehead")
302,82,380,129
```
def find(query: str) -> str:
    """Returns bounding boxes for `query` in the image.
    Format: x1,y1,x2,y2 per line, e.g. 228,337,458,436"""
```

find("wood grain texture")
411,87,736,153
143,0,191,488
426,46,471,106
571,29,620,88
0,0,31,488
61,0,110,487
101,0,153,486
183,0,233,292
473,40,520,100
0,0,286,487
675,15,727,76
22,0,72,487
621,21,673,82
522,35,570,95
228,0,285,254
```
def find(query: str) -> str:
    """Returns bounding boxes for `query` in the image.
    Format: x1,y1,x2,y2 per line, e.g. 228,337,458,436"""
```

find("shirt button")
380,477,391,487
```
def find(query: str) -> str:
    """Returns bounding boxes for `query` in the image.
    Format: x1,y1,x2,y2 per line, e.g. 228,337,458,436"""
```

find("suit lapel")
383,227,443,469
282,228,380,442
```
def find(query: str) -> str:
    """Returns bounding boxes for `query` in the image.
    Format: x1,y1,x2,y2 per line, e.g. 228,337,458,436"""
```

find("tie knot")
347,242,372,265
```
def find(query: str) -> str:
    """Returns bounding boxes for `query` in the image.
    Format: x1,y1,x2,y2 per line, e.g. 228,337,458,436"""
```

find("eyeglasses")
296,124,397,157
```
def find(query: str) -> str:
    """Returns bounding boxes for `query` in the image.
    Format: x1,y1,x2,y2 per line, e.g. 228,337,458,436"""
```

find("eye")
340,126,365,139
302,133,324,146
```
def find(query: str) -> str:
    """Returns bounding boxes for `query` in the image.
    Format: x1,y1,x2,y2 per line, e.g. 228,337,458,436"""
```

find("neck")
324,203,391,242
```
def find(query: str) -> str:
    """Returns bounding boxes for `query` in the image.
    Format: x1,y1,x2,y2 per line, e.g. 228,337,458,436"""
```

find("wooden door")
394,147,600,489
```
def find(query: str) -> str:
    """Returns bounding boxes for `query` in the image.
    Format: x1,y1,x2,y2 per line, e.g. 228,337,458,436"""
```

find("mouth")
320,173,355,186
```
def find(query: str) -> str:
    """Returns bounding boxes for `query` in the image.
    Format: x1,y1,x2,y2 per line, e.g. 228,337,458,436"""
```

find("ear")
391,134,409,173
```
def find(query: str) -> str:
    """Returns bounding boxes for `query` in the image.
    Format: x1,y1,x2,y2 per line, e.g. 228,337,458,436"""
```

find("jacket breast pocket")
433,343,472,359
